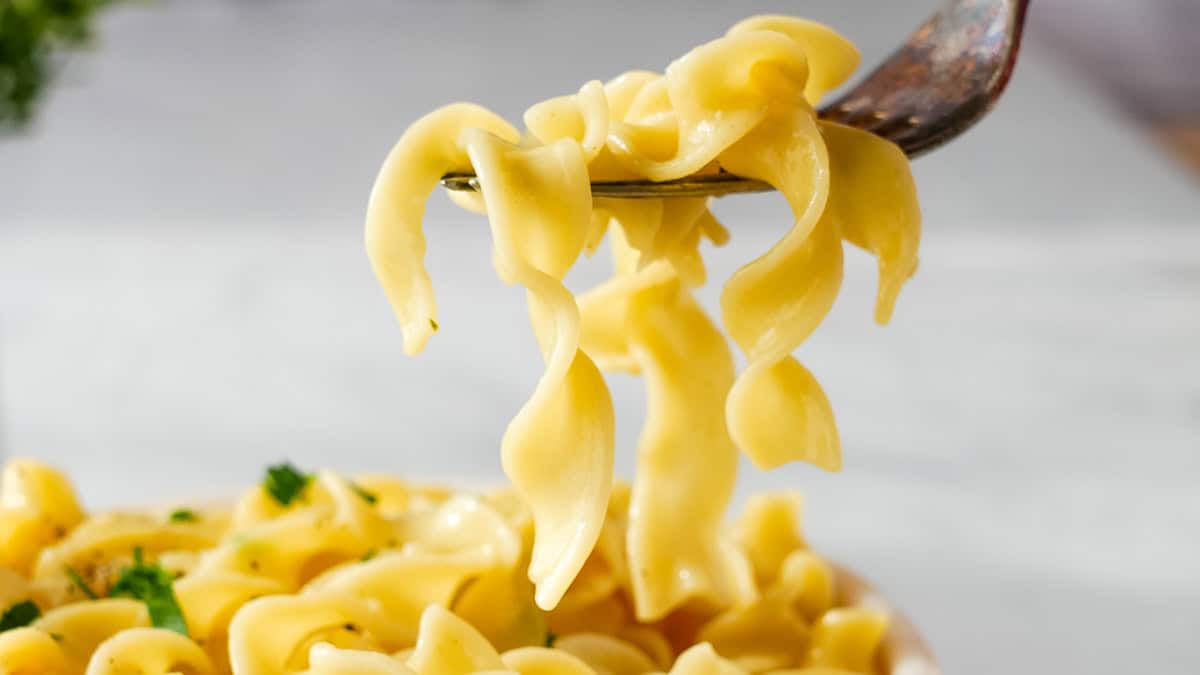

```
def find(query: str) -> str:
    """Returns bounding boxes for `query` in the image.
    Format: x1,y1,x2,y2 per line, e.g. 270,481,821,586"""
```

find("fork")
442,0,1029,199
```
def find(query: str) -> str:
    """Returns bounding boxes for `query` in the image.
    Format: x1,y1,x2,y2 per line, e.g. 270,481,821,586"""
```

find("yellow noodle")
363,12,917,609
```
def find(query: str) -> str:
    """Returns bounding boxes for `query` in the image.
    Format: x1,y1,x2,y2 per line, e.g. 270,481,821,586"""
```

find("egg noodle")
0,14,920,675
365,14,918,617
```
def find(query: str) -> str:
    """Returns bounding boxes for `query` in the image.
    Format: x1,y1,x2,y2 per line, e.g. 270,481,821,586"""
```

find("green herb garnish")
263,462,312,506
543,631,557,647
360,549,377,563
109,547,188,636
168,508,197,523
0,0,122,129
0,600,40,632
64,565,98,599
350,482,378,505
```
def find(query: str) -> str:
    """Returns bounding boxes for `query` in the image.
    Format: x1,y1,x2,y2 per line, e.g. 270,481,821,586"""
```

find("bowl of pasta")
0,459,937,675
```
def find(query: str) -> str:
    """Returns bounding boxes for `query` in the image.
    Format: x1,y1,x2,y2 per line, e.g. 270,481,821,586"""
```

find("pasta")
0,459,893,674
1,13,923,675
366,14,918,616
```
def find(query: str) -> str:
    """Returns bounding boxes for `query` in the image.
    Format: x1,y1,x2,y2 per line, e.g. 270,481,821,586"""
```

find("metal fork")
442,0,1029,199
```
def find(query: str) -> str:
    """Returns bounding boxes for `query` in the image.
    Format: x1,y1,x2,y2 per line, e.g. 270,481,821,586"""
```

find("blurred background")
1,1,1197,673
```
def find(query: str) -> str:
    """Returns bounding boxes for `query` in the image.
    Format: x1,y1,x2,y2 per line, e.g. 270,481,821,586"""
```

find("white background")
2,2,1198,673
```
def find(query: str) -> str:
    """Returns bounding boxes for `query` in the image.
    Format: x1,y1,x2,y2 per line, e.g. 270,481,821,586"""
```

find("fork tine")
865,115,923,138
821,100,871,125
845,110,890,129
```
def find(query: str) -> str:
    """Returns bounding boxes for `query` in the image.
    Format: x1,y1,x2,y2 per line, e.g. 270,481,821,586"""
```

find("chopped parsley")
263,462,312,506
168,508,197,523
64,565,98,599
429,318,439,331
109,547,188,637
360,549,377,563
544,631,557,648
350,482,378,505
0,600,40,632
262,463,375,507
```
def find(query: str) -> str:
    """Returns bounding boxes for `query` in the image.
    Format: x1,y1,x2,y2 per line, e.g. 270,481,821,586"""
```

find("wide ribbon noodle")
365,15,919,615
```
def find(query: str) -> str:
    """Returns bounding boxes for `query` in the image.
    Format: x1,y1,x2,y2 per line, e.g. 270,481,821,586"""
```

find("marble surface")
2,1,1199,673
